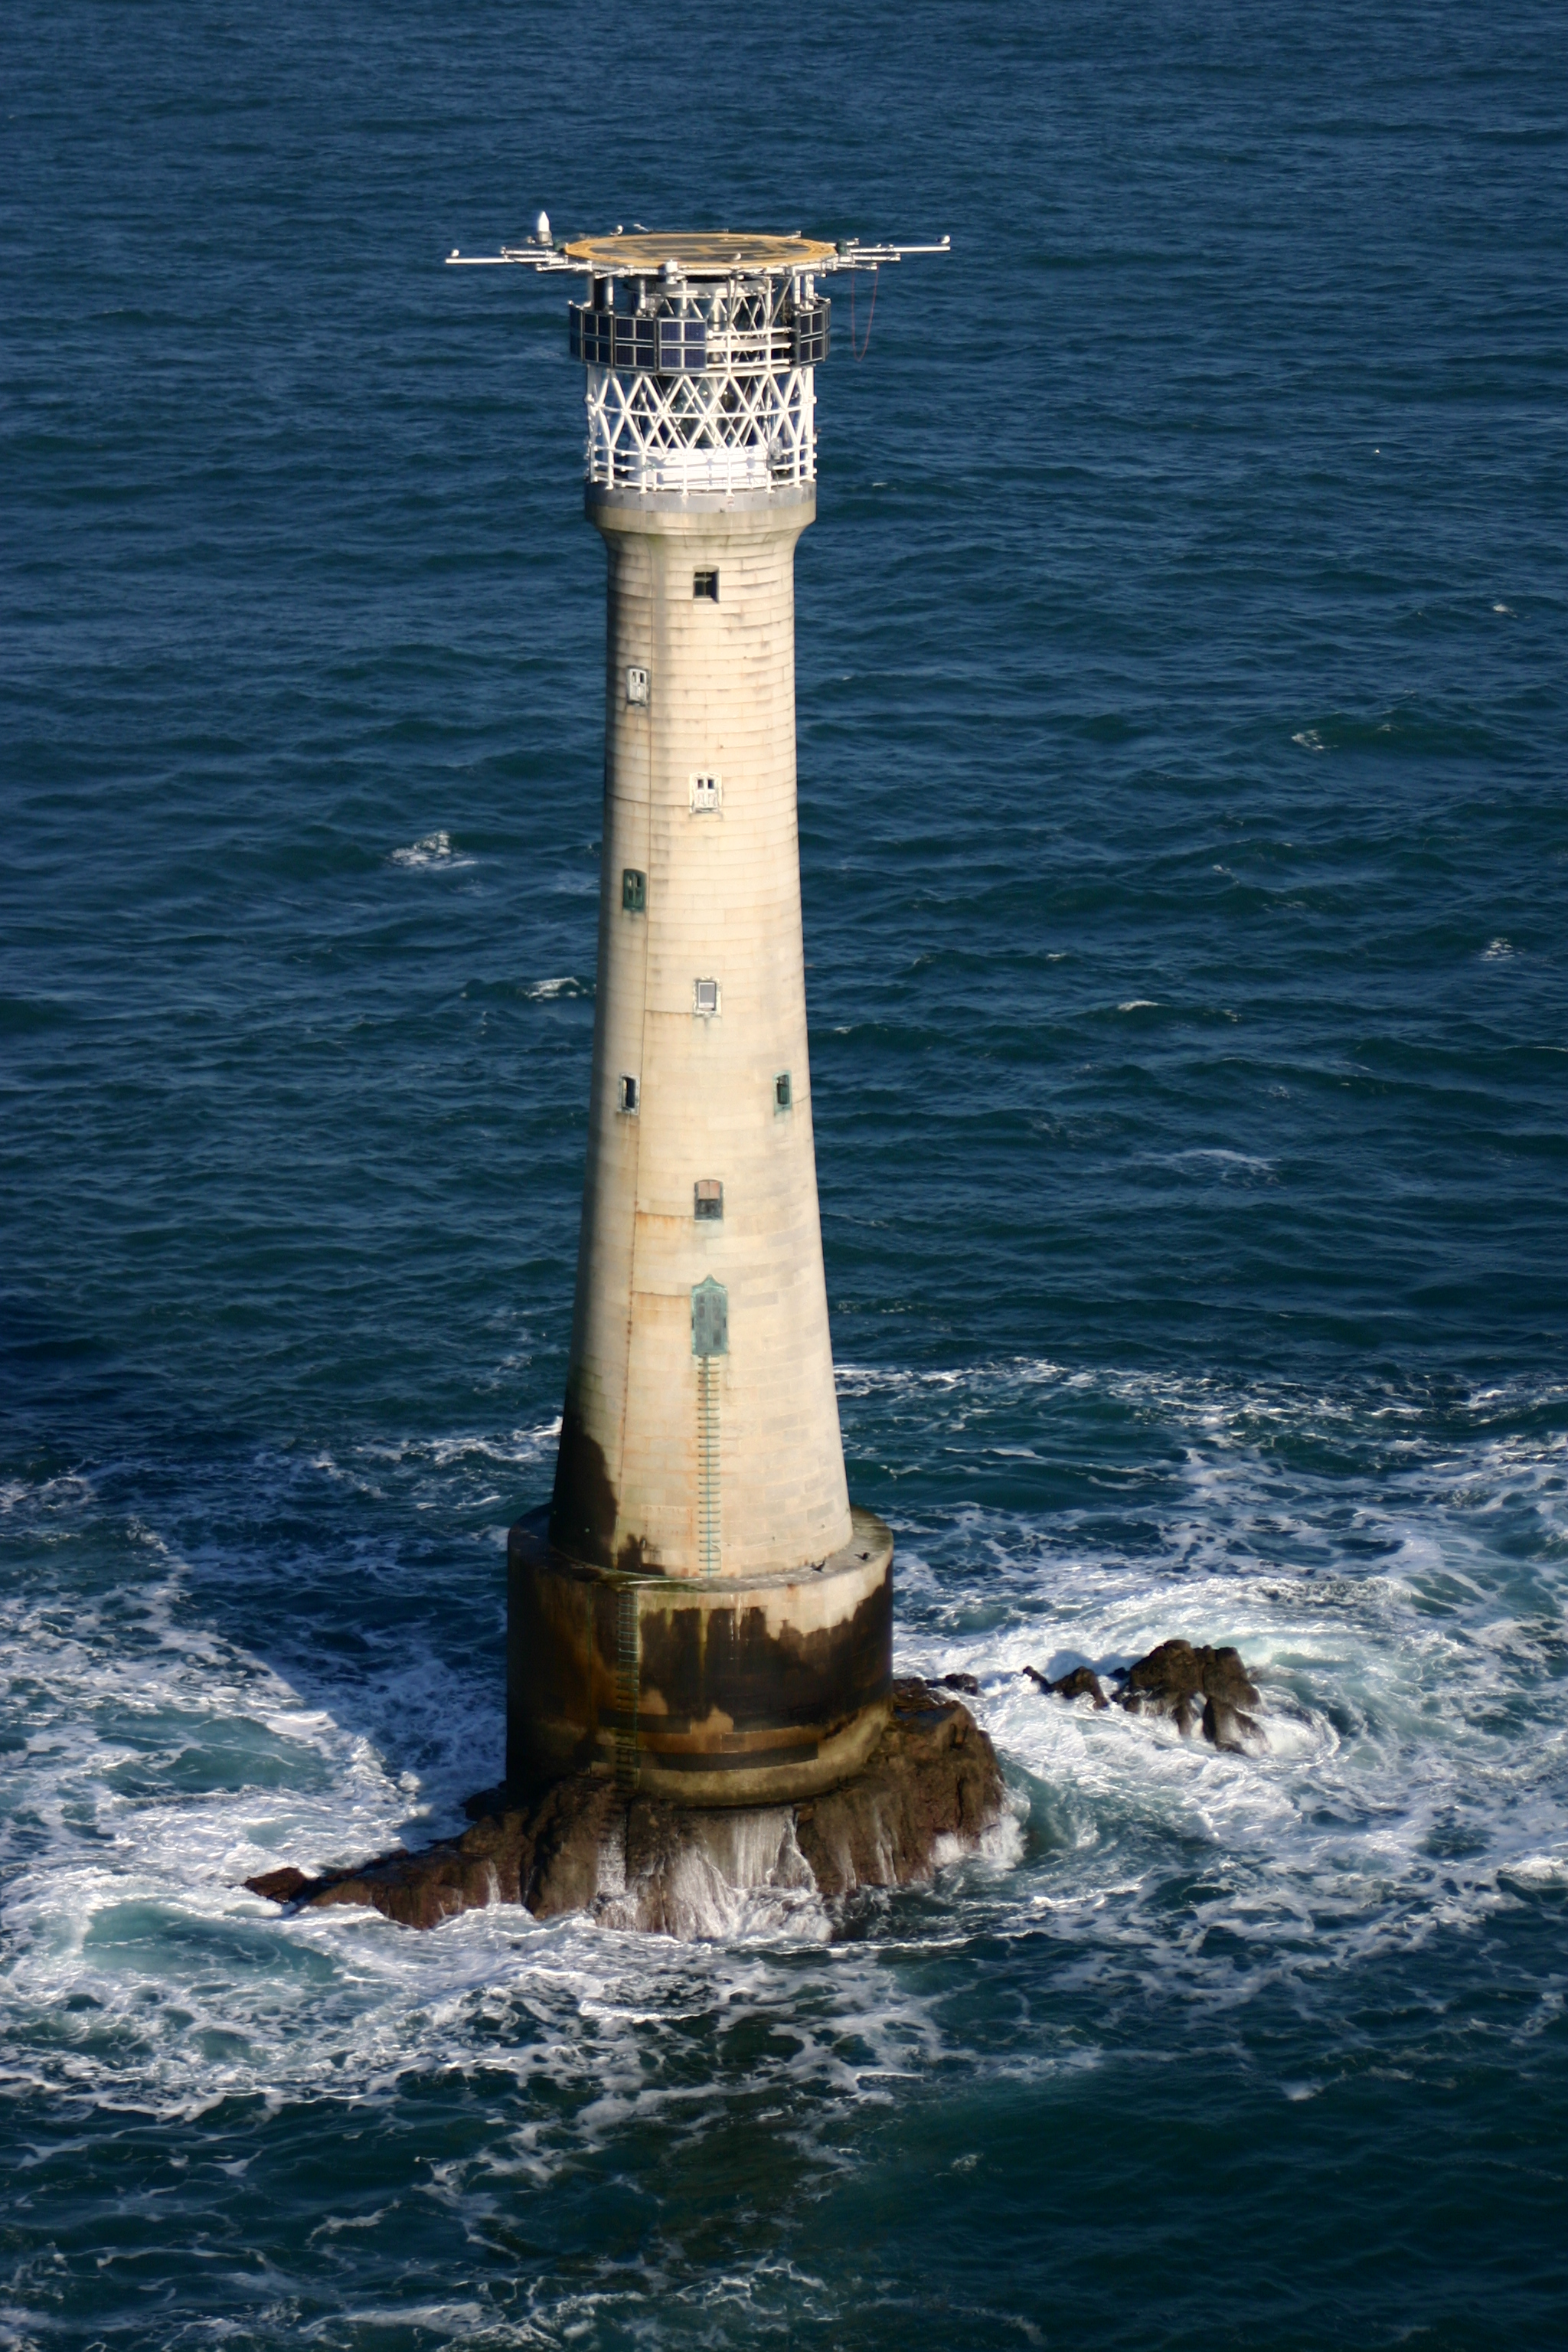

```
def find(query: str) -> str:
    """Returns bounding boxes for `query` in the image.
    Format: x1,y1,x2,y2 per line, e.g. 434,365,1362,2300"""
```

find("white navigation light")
536,209,551,245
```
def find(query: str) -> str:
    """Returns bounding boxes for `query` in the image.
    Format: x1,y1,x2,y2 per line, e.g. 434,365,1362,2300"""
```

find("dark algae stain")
506,1516,892,1786
548,1375,618,1567
637,1579,893,1735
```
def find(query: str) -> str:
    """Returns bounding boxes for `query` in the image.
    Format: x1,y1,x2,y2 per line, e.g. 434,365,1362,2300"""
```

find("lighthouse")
449,227,949,1807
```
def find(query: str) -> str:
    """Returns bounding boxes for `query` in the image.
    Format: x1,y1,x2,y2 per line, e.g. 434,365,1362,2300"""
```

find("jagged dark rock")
793,1677,1002,1897
243,1677,1005,1938
1024,1662,1109,1707
1054,1666,1109,1708
244,1866,312,1905
1027,1641,1263,1749
938,1671,981,1695
1121,1640,1260,1718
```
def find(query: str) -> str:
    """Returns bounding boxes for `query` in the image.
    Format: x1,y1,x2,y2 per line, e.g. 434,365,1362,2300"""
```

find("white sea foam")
591,1808,831,1944
388,829,474,869
2,1369,1564,2133
521,975,593,1000
1164,1147,1277,1180
885,1367,1568,2010
0,1465,957,2135
355,1419,560,1475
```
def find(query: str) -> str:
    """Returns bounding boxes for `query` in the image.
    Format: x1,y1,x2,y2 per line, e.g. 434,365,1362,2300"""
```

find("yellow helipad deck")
563,231,837,276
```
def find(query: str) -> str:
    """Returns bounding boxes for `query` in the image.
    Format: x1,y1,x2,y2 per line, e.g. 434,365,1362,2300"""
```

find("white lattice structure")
581,349,814,495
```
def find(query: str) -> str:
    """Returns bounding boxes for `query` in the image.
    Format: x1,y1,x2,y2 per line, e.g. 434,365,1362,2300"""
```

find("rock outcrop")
1024,1638,1266,1753
245,1677,1004,1939
1024,1663,1109,1709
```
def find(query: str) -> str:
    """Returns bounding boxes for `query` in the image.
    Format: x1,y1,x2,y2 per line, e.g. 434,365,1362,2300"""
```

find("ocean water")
3,0,1566,2343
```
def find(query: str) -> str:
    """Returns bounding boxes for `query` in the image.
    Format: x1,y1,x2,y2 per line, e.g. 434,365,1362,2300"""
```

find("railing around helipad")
568,297,829,376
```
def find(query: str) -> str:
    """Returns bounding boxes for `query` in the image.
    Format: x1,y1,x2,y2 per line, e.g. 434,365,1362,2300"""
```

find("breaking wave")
2,1367,1563,2142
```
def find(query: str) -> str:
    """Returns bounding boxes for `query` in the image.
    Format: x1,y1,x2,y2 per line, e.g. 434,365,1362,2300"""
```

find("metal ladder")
612,1583,639,1794
697,1354,721,1577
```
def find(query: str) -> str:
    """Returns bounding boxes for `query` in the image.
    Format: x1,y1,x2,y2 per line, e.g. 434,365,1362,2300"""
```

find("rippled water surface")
4,2,1566,2344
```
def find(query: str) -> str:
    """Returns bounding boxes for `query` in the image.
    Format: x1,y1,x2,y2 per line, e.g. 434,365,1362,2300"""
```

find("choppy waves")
3,1367,1563,2159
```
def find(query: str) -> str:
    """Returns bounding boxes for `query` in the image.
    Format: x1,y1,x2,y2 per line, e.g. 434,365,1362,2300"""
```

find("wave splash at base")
246,1679,1006,1942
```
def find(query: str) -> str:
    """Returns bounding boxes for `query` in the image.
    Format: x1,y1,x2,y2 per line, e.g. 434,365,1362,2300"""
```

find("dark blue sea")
4,2,1566,2342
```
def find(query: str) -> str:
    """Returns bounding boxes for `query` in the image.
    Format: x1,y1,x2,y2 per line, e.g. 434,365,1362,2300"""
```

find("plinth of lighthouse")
462,227,946,1805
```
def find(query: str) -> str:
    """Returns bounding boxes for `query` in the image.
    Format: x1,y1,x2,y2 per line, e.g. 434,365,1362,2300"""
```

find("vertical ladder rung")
697,1355,721,1576
612,1582,639,1792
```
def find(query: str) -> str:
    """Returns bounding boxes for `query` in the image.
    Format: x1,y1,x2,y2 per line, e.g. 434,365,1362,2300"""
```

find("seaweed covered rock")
244,1677,1005,1939
1026,1639,1266,1753
1121,1639,1259,1717
794,1677,1004,1898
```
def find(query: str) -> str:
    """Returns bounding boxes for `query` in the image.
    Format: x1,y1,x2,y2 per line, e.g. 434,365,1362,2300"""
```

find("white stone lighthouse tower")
449,225,946,1805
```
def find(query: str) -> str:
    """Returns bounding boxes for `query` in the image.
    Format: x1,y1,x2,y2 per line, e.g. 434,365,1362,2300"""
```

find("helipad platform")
562,231,839,276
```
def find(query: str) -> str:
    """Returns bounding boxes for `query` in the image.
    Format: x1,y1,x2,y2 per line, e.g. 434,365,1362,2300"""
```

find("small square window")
694,1179,724,1221
689,773,722,814
694,978,720,1018
774,1071,792,1111
622,867,645,913
618,1074,639,1114
693,570,719,602
626,665,649,705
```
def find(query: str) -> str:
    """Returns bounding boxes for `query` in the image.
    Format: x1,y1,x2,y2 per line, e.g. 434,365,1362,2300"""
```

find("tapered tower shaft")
553,486,850,1579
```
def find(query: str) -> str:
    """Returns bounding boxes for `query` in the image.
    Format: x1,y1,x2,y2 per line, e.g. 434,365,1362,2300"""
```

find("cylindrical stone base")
506,1504,893,1806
